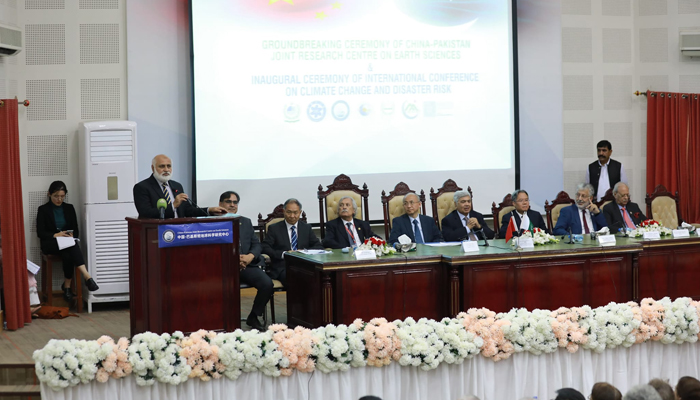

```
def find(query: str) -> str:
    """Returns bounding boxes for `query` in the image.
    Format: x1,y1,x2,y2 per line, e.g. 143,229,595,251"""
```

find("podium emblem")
162,229,175,243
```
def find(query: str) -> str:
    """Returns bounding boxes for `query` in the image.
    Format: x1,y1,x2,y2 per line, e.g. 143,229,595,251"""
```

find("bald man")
387,192,443,244
133,154,226,219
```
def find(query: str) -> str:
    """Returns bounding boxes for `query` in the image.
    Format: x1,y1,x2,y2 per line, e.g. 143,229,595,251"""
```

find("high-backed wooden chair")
646,184,683,228
595,188,615,210
381,182,426,239
491,193,515,239
430,180,473,229
317,174,369,239
545,191,576,232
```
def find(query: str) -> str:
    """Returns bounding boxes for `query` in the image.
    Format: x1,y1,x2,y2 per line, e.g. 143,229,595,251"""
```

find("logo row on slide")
283,100,453,122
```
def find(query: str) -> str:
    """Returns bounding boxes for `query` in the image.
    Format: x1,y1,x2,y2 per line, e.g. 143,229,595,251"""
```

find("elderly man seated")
441,190,494,242
322,196,380,249
388,192,443,244
553,183,607,236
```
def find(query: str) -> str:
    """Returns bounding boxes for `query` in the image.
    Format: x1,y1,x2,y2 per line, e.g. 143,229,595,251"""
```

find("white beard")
153,171,171,184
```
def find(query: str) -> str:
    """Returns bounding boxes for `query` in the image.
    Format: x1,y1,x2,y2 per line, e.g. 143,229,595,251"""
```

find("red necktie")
581,209,590,233
621,207,635,229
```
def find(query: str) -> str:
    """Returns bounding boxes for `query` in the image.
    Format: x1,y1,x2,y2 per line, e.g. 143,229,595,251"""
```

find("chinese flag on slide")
505,216,517,243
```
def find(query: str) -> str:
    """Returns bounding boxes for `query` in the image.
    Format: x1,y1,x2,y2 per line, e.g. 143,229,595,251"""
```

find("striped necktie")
290,226,298,250
162,183,171,205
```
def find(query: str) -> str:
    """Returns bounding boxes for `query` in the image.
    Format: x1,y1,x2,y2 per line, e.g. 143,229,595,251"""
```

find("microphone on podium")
157,198,167,219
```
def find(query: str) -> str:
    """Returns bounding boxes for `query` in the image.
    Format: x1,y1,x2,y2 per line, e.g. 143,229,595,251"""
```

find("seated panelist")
133,154,226,219
322,196,380,249
602,182,646,231
261,198,323,287
219,191,272,331
499,189,549,238
441,190,494,242
553,183,607,236
388,192,444,244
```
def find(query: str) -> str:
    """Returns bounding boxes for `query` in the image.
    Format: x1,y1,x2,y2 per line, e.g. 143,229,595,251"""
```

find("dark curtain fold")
0,99,31,330
647,91,700,223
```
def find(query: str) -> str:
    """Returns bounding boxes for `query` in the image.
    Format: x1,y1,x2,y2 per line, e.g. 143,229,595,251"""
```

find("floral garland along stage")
34,297,700,391
629,219,673,238
521,227,560,245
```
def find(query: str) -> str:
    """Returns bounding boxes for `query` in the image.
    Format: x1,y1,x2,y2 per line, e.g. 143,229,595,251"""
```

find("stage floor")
0,288,287,364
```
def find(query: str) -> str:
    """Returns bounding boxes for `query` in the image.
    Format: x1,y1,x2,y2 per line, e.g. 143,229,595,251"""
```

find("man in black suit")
261,198,322,287
133,154,226,219
603,182,646,232
388,192,444,244
586,140,628,201
499,189,549,238
441,190,494,242
219,191,272,331
322,196,380,249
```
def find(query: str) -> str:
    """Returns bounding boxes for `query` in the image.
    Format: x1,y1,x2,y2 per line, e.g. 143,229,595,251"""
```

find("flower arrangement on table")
629,219,673,238
33,298,700,391
356,237,397,256
520,227,560,245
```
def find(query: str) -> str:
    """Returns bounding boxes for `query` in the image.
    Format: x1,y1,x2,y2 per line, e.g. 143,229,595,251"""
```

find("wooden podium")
126,216,240,336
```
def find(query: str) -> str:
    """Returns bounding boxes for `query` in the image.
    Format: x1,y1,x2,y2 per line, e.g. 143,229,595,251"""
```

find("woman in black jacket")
36,181,99,301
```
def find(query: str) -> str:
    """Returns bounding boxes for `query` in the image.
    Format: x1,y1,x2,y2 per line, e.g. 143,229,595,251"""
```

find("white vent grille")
89,130,133,162
27,135,68,176
26,79,67,120
93,219,129,284
80,24,119,64
25,0,64,9
79,0,118,9
25,24,65,65
81,78,120,119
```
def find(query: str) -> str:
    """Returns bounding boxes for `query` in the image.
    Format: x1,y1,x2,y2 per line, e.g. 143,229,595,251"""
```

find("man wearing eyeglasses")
553,183,607,236
498,189,549,238
219,191,272,331
388,192,444,244
602,182,646,232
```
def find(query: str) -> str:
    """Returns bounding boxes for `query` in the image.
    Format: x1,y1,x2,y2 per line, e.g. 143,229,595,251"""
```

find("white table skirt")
42,341,700,400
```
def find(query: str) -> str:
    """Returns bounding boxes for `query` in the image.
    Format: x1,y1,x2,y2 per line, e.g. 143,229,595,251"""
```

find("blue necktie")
413,219,424,243
291,226,298,250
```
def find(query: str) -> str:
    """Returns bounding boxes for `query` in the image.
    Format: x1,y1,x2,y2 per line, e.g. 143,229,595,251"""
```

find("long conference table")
284,235,700,328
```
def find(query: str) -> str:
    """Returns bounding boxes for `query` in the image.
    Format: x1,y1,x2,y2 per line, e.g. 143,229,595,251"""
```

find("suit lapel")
403,215,415,241
572,206,583,233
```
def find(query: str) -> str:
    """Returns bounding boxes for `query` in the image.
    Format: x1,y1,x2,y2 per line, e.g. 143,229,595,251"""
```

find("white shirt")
585,160,628,201
285,221,299,246
577,208,595,234
342,219,361,247
408,215,424,240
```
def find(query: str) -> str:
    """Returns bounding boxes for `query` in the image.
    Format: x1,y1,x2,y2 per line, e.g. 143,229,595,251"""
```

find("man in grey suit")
261,198,323,287
219,191,272,331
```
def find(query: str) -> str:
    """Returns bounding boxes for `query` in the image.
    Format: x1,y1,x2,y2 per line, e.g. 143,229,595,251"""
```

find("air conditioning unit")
680,31,700,57
0,23,22,56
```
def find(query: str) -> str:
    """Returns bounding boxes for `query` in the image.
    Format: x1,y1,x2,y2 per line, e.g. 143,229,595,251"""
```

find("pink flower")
96,369,109,383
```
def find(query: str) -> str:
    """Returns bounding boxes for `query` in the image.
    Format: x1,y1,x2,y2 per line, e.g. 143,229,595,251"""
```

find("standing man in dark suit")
388,192,444,244
322,196,380,249
499,189,549,238
553,183,607,236
586,140,628,201
219,191,272,331
133,154,226,219
603,182,646,232
261,198,322,287
441,190,494,242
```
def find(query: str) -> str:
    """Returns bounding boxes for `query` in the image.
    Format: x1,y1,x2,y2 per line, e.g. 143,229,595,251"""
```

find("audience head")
457,396,480,400
575,183,595,210
647,379,673,400
591,382,622,400
337,196,357,221
512,189,530,213
555,387,585,400
402,192,421,218
283,198,303,225
358,396,382,400
218,191,240,214
676,376,700,399
612,182,630,206
453,190,473,216
151,154,172,183
47,180,68,206
622,384,662,400
597,140,613,164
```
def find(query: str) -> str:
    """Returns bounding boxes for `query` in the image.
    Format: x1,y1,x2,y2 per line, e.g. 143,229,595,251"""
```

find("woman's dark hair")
48,181,68,195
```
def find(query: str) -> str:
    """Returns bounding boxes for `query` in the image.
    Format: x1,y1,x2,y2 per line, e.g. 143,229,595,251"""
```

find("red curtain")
646,91,700,223
0,99,31,330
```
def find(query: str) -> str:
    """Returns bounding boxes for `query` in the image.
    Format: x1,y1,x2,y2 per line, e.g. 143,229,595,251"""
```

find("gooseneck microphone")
567,226,574,244
476,227,490,247
157,198,167,219
608,221,627,237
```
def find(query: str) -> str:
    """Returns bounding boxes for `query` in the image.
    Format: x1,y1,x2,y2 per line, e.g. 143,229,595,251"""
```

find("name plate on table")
643,231,661,240
354,249,377,260
598,234,616,246
461,241,480,253
158,221,233,248
518,238,535,249
672,229,690,238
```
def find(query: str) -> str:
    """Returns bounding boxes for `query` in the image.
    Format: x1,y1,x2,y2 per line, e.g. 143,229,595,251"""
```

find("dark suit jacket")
36,202,80,253
322,217,380,249
388,214,444,244
441,209,495,242
239,216,264,267
499,209,549,238
261,220,322,279
553,204,607,236
133,175,207,219
603,201,646,231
